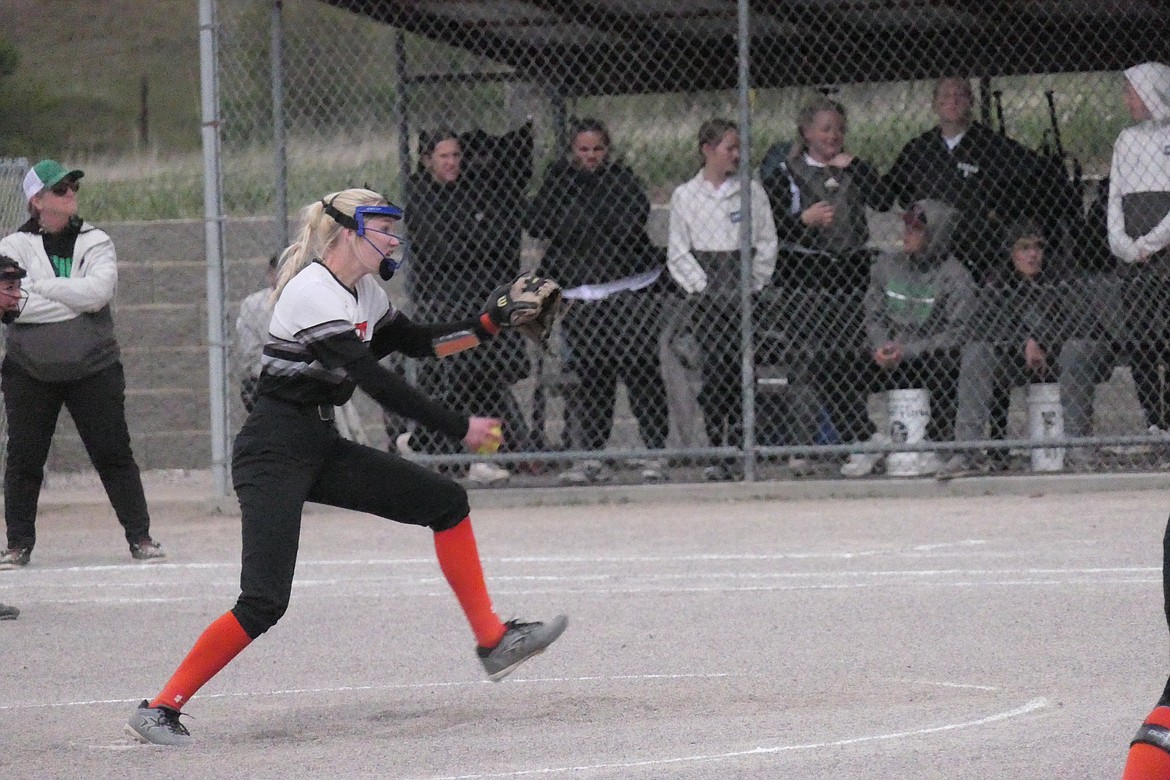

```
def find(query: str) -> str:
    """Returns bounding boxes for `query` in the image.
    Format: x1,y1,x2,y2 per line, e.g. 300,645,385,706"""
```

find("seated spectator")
667,118,778,481
527,118,670,484
761,96,893,468
942,220,1098,474
825,199,975,477
398,128,532,486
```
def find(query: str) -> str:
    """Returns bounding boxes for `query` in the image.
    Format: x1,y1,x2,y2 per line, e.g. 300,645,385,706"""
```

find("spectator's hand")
1137,249,1151,263
464,416,504,453
828,153,855,168
1024,338,1048,372
801,201,835,228
874,341,903,369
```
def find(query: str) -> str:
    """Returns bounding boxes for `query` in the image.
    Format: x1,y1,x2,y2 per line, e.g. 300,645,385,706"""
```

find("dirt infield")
1,486,1167,778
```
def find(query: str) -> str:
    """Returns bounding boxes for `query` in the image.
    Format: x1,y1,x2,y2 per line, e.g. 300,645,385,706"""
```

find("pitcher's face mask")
0,279,27,324
322,198,407,280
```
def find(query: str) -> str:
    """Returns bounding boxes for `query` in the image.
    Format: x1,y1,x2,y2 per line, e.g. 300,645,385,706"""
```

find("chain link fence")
211,0,1170,487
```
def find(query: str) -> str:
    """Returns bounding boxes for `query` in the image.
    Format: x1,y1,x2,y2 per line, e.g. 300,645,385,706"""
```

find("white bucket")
1027,382,1065,472
886,388,931,476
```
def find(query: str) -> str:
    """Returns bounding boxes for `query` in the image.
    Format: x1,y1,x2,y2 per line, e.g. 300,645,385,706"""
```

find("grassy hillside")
0,0,201,157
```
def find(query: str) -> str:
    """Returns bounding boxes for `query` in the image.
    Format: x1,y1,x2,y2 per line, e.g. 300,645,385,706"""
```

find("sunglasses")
49,180,80,196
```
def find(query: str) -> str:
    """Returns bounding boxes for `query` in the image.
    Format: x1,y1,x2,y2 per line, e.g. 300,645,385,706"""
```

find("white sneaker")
640,458,667,483
395,432,416,456
558,459,611,485
787,455,817,477
468,462,510,485
840,434,889,478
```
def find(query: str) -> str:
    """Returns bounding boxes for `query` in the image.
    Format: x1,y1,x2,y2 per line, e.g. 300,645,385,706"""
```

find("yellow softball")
476,425,503,455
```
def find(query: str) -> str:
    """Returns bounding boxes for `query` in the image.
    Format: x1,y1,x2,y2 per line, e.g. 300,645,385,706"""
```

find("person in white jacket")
0,160,164,570
667,118,778,480
1108,63,1170,436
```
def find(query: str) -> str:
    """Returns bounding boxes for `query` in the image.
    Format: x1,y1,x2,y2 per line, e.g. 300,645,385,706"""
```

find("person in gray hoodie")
826,199,975,477
0,160,164,569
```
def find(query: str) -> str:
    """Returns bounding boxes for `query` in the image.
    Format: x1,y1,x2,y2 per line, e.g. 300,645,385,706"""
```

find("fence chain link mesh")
215,0,1170,485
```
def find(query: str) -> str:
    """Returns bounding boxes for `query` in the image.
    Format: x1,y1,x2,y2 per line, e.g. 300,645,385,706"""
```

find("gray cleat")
478,615,568,681
125,700,192,746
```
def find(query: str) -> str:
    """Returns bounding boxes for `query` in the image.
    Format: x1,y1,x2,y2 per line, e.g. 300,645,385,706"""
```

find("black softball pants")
229,397,470,639
1,358,151,550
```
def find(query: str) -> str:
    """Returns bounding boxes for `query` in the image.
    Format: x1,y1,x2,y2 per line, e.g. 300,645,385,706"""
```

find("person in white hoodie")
0,160,164,570
1115,62,1170,780
1109,62,1170,437
667,118,778,481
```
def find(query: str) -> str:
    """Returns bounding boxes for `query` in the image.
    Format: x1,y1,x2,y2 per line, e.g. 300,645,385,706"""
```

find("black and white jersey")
258,261,395,406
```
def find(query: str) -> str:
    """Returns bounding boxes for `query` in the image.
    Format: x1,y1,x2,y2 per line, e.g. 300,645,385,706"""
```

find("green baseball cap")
23,159,84,201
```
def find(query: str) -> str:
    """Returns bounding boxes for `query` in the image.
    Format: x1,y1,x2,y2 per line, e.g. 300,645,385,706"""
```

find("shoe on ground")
702,462,743,482
467,461,510,486
130,538,166,562
558,459,611,485
936,453,975,477
0,602,18,620
478,615,569,682
840,434,889,478
787,455,817,477
0,547,31,570
916,451,943,475
640,458,668,483
125,700,192,746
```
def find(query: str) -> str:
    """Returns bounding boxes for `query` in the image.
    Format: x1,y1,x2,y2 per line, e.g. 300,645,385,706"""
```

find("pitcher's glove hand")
482,272,563,344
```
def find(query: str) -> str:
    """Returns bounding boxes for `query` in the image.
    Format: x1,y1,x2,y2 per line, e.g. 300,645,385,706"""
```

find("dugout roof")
319,0,1170,96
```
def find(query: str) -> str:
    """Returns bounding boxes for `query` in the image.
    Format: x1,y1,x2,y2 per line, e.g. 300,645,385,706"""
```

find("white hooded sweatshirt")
1108,62,1170,263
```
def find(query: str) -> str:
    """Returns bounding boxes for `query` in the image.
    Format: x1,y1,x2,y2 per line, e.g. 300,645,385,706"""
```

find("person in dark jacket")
761,97,894,466
882,78,1068,285
528,118,670,484
397,129,532,485
942,219,1106,474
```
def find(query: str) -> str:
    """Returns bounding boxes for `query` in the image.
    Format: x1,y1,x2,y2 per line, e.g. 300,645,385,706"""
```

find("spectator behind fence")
235,254,278,413
1108,63,1170,437
941,219,1107,474
760,96,894,465
762,96,893,293
397,128,532,486
527,118,670,485
667,118,778,481
882,77,1064,284
830,199,975,477
0,160,165,570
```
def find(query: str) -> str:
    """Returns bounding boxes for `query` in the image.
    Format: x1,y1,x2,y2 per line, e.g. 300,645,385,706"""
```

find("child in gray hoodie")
824,198,976,477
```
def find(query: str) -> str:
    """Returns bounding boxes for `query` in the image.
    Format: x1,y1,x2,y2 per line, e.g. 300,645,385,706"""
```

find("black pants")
2,358,151,551
562,291,669,452
816,349,961,444
693,296,745,449
230,397,469,639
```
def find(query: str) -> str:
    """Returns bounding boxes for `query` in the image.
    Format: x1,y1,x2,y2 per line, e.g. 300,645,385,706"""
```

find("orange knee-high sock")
434,517,506,648
1123,706,1170,779
150,611,253,711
